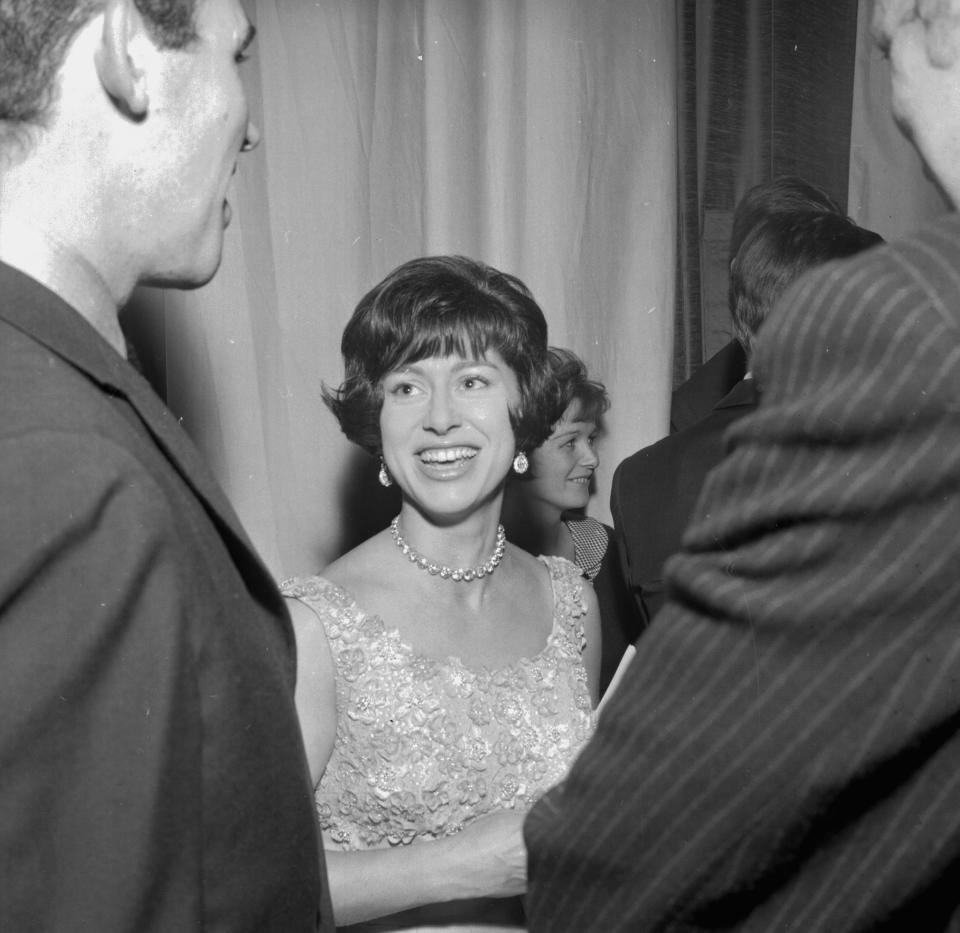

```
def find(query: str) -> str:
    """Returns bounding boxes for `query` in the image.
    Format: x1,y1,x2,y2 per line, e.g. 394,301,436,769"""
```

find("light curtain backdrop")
130,0,949,581
141,0,677,577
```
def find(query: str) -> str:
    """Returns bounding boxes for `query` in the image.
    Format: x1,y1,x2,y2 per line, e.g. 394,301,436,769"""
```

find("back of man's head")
0,1,197,154
730,212,884,362
729,176,844,265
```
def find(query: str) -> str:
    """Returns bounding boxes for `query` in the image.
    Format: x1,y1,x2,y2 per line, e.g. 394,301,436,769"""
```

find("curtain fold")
129,0,677,577
675,0,860,380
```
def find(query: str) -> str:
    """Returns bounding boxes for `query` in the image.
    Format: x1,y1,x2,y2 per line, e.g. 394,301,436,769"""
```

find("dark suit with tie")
0,262,332,931
611,376,758,624
525,213,960,930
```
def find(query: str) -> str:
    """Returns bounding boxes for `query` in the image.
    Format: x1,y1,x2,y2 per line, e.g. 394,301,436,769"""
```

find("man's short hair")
729,211,884,360
873,0,960,68
0,1,198,136
729,176,843,265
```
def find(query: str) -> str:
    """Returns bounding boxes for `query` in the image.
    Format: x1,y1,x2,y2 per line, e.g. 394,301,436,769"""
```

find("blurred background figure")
614,208,884,624
283,256,600,931
670,175,845,433
504,348,638,694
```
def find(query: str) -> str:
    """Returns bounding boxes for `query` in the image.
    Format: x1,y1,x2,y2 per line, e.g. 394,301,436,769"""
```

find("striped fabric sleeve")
524,214,960,932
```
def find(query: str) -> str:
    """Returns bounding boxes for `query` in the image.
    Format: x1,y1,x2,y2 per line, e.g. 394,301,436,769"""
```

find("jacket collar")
714,376,759,411
0,260,260,562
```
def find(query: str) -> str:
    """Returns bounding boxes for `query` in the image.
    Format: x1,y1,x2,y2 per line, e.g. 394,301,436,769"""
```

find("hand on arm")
322,809,527,927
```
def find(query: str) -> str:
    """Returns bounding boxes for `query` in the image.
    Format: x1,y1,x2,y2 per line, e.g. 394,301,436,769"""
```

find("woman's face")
527,402,599,514
379,350,521,520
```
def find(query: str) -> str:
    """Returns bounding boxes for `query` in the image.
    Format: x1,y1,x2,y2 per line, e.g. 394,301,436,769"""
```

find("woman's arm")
322,809,527,926
580,583,603,707
289,595,527,926
287,597,338,788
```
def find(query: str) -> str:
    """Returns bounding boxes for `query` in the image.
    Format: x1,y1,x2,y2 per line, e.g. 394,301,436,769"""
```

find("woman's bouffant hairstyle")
324,255,554,457
543,348,609,429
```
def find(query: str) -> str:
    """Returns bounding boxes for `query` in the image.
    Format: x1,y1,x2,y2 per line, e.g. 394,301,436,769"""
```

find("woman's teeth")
419,447,477,464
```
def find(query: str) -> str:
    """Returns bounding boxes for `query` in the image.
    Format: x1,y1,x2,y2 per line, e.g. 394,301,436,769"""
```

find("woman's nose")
580,444,600,468
423,391,460,433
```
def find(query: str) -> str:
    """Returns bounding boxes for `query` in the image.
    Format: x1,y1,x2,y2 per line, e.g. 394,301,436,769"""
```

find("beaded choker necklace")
389,516,506,582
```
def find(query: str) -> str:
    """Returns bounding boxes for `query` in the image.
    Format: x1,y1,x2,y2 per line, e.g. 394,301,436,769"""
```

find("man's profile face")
145,0,259,287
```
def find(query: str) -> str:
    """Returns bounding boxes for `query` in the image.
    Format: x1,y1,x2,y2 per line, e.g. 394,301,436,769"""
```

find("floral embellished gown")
281,555,596,932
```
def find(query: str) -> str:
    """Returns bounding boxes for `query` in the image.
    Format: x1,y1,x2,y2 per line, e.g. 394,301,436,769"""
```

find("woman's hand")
322,808,528,924
443,809,528,900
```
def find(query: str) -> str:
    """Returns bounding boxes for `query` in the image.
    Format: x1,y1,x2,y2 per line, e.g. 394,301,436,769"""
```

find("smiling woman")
281,255,602,931
502,348,640,696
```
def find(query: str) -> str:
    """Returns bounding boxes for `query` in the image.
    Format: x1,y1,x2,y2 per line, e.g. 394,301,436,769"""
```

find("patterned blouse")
281,555,595,851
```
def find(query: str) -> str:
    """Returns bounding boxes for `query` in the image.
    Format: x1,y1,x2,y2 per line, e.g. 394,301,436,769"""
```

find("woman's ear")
94,0,149,119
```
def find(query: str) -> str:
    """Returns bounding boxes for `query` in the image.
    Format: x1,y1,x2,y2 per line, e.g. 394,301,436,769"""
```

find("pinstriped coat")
525,213,960,931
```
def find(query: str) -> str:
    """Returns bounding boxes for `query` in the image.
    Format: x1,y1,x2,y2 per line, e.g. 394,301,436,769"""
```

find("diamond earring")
378,458,393,487
512,452,529,475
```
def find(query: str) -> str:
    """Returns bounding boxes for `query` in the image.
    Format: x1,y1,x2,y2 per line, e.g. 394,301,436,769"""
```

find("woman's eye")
462,375,489,390
386,381,417,397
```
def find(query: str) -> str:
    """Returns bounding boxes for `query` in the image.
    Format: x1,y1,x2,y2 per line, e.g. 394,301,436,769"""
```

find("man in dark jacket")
0,2,332,929
612,210,882,624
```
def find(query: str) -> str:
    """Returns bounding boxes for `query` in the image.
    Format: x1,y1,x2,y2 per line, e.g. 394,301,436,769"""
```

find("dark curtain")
674,0,861,385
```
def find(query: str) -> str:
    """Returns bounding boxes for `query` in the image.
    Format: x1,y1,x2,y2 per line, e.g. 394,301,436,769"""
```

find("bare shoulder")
504,544,556,597
321,529,396,600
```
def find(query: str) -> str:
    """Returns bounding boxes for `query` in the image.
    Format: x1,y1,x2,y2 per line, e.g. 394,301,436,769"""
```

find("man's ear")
94,0,150,119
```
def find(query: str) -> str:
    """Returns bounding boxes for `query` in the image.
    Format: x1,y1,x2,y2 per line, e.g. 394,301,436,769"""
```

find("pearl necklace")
389,516,506,582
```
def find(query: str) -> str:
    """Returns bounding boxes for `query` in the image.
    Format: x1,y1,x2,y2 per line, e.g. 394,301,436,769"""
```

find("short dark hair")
730,176,843,264
730,212,884,359
543,347,609,429
0,1,198,141
324,255,554,457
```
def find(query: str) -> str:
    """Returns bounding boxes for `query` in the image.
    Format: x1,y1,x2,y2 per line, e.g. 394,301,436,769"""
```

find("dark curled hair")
0,1,197,138
543,347,609,429
324,255,554,457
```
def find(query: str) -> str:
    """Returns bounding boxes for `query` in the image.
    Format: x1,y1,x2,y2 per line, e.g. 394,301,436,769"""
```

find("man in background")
669,175,844,432
0,2,331,929
613,209,882,624
526,0,960,928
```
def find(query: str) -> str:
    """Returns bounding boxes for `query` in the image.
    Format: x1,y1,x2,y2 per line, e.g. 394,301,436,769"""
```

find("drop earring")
378,458,393,487
512,451,529,475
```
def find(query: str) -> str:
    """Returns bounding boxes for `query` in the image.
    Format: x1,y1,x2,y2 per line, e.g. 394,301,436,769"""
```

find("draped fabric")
125,0,676,576
674,0,860,384
118,0,952,582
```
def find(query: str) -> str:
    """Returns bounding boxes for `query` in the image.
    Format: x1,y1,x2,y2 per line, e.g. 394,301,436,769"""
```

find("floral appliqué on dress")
282,556,595,851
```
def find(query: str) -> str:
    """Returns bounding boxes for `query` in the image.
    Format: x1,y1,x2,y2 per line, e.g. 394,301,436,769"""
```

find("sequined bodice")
282,556,595,851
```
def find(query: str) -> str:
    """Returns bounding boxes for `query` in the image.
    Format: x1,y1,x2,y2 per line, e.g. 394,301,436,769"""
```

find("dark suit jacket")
0,262,332,931
670,339,747,433
611,376,758,624
526,213,960,931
